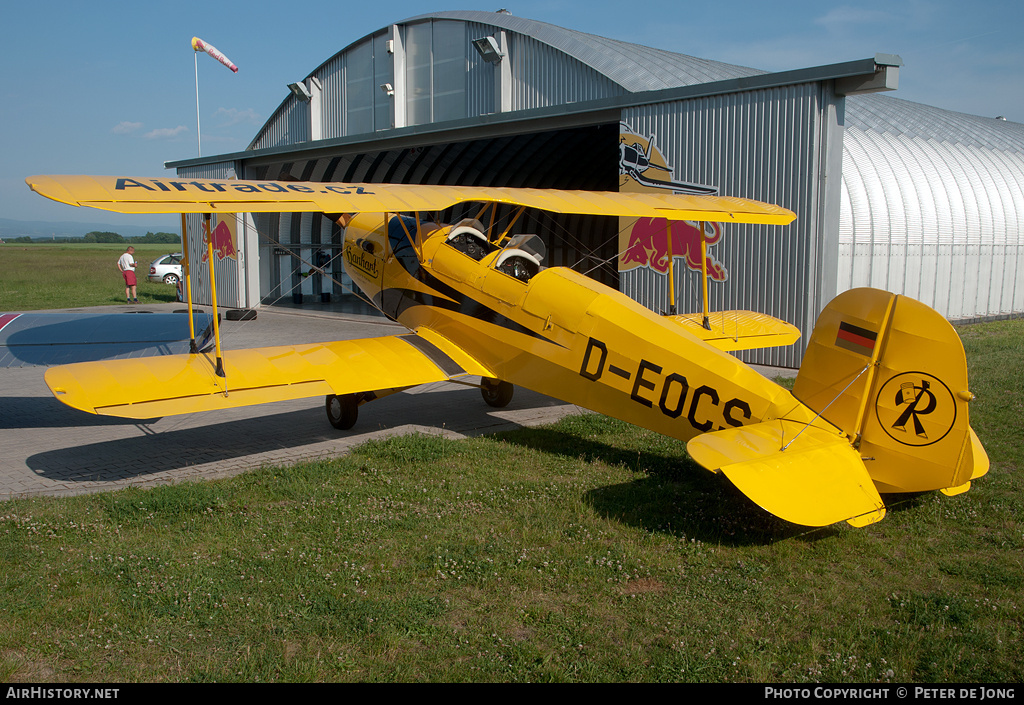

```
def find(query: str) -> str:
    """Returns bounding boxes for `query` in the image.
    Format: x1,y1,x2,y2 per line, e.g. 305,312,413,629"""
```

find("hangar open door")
247,122,623,313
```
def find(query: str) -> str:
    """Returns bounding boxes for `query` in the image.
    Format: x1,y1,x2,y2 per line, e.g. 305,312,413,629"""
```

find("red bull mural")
622,217,728,281
618,123,727,281
201,217,238,263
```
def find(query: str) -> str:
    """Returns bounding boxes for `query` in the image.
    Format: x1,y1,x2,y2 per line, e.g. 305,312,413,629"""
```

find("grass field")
0,245,1020,682
0,243,182,310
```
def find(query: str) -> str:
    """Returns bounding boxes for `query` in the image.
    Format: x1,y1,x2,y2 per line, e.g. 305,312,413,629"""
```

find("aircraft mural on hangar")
617,123,729,284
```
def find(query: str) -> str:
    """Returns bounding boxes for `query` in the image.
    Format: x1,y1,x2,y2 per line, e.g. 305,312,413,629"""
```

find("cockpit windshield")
493,234,546,283
503,234,546,264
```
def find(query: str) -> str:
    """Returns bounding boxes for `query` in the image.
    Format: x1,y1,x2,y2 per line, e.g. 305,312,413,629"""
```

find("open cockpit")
442,218,546,284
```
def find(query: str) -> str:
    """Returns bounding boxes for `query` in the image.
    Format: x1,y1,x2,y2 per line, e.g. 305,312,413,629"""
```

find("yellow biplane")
26,174,989,528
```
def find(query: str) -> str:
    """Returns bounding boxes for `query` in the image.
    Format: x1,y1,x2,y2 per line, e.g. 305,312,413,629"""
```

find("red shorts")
122,270,137,287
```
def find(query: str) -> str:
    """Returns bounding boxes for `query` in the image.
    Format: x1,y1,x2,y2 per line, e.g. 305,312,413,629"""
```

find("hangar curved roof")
841,92,1024,248
402,10,768,91
248,10,771,151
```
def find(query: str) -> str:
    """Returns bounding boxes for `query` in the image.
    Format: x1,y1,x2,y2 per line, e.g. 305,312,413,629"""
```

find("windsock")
191,37,238,73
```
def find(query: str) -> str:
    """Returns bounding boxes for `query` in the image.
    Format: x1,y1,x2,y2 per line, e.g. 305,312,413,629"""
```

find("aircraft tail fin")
792,288,988,495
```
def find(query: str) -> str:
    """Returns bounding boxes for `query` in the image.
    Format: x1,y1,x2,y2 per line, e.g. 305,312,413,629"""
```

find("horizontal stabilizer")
666,310,801,351
687,420,886,527
45,332,492,419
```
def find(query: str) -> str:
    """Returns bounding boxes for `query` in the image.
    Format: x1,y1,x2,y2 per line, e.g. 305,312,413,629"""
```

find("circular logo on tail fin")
875,372,957,447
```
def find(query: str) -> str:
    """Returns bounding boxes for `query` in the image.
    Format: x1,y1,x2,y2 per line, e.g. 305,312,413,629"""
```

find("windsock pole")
194,52,202,157
191,36,237,157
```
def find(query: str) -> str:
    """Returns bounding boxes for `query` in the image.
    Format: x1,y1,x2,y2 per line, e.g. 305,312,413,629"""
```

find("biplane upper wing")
26,175,796,224
44,330,494,419
27,175,794,421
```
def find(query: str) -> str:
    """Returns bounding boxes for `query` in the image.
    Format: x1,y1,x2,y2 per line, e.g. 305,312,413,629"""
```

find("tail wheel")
326,393,359,430
481,379,514,408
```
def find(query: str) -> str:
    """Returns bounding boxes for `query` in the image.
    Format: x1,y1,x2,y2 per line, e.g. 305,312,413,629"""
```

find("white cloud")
814,6,895,32
144,125,188,140
214,107,261,127
111,121,143,135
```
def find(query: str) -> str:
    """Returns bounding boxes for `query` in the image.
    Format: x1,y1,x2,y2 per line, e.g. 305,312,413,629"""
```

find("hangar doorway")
247,122,621,314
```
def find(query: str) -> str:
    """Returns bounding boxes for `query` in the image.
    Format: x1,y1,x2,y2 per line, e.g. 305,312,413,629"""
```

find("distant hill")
0,217,178,241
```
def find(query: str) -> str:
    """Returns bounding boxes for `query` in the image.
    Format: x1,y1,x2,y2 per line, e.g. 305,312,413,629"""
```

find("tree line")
4,231,180,244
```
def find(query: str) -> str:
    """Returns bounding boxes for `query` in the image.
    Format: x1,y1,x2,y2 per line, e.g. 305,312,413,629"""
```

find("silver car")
148,253,183,285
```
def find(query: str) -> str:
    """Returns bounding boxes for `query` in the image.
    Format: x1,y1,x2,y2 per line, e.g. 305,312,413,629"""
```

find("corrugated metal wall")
621,83,835,367
249,98,310,151
465,21,498,117
320,51,348,140
507,32,625,111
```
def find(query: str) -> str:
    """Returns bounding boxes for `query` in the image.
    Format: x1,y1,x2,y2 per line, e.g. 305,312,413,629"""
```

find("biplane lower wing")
44,331,493,419
665,311,801,352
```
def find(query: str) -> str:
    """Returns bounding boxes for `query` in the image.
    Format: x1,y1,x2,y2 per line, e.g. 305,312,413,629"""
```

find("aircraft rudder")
794,288,984,496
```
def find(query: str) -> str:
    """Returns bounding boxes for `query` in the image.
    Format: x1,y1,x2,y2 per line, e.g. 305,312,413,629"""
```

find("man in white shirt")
117,246,138,304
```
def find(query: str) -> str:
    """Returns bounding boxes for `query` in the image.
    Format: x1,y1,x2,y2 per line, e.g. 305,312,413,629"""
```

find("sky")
3,0,1021,229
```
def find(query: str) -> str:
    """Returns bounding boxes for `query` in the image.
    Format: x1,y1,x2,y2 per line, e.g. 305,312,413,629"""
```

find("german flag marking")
835,321,877,356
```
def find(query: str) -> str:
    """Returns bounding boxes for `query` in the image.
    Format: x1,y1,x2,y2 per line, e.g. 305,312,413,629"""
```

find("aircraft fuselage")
341,212,826,445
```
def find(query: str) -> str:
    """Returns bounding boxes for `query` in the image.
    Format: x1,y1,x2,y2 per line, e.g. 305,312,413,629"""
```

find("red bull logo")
621,217,728,281
201,218,238,263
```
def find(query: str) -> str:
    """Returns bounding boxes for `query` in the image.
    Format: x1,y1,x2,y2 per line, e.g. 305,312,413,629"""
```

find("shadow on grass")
492,424,836,547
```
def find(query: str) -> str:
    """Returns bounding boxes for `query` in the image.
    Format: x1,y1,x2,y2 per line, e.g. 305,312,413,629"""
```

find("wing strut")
180,214,198,353
666,221,677,315
202,213,226,377
665,219,711,328
698,221,711,330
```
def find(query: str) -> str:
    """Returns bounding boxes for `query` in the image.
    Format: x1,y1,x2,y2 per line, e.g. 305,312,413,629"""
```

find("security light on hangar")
171,10,1024,367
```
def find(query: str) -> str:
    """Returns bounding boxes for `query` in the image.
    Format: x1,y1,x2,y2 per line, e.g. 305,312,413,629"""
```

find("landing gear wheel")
481,379,514,408
326,393,359,430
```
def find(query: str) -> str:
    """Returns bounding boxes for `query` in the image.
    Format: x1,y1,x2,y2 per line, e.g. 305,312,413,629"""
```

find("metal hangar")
169,10,1024,367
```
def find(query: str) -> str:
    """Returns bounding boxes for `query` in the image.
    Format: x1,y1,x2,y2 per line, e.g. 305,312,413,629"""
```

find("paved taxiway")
0,303,587,501
0,302,793,501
